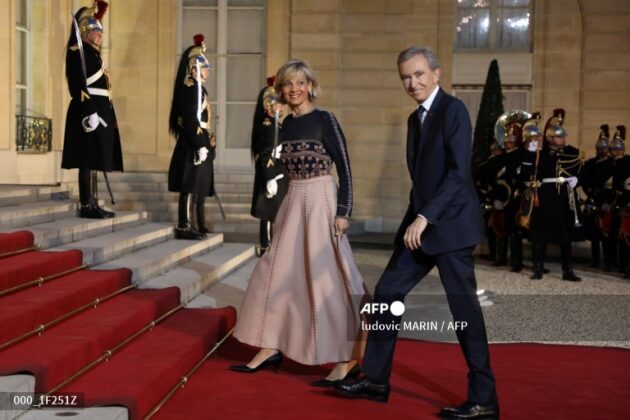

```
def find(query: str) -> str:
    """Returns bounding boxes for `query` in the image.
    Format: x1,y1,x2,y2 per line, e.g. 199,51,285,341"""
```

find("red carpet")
0,249,84,293
0,268,132,346
0,230,34,255
153,338,630,420
61,307,236,420
0,287,180,392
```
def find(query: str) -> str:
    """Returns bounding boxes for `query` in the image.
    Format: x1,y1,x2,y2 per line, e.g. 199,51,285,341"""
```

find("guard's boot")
510,234,524,272
78,169,107,219
492,237,508,266
196,196,209,236
561,243,581,282
530,242,544,280
175,193,205,240
91,171,115,218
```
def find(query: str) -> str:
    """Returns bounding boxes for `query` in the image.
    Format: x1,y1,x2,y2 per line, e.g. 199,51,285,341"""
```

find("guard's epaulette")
262,117,272,126
184,78,194,87
69,44,80,52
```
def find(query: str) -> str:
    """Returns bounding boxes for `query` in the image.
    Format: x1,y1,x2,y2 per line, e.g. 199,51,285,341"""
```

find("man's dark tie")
413,107,426,160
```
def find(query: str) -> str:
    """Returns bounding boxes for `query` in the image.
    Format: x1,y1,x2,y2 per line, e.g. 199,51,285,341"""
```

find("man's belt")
541,177,568,184
87,87,110,98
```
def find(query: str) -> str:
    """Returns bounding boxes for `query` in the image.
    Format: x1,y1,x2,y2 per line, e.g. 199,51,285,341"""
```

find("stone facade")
0,0,628,232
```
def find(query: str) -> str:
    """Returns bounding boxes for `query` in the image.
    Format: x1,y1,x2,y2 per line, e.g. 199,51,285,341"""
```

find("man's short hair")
397,46,441,70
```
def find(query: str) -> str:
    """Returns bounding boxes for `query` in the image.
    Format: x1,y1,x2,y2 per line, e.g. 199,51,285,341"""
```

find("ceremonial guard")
580,125,613,269
249,77,288,256
168,35,217,240
486,142,510,266
62,1,123,219
523,109,584,281
502,123,526,272
476,142,503,262
611,126,630,277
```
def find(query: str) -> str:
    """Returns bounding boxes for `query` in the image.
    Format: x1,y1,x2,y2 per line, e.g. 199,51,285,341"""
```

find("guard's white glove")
82,112,100,132
493,199,504,211
567,176,578,189
198,147,209,162
266,174,284,198
273,144,282,159
526,141,538,152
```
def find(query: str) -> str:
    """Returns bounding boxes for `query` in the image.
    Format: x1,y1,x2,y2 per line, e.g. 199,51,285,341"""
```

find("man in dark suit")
334,46,499,419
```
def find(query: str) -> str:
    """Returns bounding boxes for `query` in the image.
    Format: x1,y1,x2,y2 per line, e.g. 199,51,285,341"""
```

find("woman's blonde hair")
274,59,320,104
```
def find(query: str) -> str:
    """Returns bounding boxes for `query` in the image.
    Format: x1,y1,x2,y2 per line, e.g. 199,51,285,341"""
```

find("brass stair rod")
0,245,39,259
0,284,136,352
143,327,235,420
0,264,89,298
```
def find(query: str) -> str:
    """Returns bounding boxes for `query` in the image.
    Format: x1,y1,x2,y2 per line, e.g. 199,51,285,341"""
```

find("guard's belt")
542,177,568,184
87,87,110,98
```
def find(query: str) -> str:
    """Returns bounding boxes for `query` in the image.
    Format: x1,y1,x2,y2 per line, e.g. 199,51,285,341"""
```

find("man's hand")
335,217,350,237
404,215,428,250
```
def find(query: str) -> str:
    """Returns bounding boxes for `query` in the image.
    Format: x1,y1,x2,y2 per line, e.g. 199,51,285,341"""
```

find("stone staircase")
0,183,258,420
93,171,259,234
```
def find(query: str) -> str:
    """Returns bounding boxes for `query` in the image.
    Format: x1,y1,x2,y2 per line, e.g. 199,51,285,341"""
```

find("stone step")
0,185,70,207
95,234,224,283
18,407,128,420
141,243,255,304
0,199,75,229
50,223,174,267
104,171,254,184
24,211,148,249
110,191,252,204
197,257,257,310
0,374,36,420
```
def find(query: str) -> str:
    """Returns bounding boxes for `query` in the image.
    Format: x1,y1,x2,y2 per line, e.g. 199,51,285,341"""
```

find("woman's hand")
334,217,350,237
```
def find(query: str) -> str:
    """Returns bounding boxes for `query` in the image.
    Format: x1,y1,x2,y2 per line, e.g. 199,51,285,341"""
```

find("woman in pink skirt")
231,60,367,385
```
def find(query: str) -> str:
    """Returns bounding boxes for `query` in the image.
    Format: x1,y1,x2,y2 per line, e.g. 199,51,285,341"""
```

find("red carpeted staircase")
0,229,237,419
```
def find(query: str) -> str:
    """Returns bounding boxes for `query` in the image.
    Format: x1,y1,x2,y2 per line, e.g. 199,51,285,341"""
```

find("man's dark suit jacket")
395,87,485,255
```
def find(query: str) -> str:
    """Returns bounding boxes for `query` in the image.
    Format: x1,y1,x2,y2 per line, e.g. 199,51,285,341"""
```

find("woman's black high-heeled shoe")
310,363,361,387
229,352,283,373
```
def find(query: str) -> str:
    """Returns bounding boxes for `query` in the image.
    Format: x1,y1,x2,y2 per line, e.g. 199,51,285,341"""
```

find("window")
181,0,265,167
453,86,530,132
16,0,29,115
455,0,531,51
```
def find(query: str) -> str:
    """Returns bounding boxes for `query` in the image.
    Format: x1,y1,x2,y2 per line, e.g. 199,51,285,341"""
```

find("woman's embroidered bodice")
280,109,353,218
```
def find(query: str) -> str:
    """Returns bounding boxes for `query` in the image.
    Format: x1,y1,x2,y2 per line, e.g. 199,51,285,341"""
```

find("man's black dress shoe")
333,375,390,403
311,363,360,387
438,401,499,419
229,352,282,373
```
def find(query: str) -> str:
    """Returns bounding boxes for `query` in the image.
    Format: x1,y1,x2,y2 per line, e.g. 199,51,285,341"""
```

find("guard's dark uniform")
476,149,502,261
250,84,288,255
62,43,122,172
167,80,215,198
581,154,613,268
503,147,525,271
486,152,510,265
62,2,122,219
610,126,630,276
523,108,584,281
167,34,216,240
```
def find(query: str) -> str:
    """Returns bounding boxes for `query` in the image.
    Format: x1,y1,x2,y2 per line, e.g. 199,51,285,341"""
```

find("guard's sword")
72,14,115,205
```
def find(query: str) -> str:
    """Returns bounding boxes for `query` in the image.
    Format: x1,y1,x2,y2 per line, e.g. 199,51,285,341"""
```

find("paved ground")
353,248,630,348
225,232,629,349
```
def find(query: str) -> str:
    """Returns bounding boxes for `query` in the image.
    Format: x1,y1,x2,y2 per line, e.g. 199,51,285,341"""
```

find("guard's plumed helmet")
544,108,568,141
610,125,626,152
187,34,211,74
596,124,610,150
521,112,542,143
76,1,108,35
